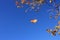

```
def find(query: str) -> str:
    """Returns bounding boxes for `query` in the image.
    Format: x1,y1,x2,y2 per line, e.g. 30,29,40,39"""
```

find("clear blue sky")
0,0,60,40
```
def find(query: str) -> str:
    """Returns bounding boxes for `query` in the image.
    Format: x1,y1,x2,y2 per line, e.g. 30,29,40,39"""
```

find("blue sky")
0,0,60,40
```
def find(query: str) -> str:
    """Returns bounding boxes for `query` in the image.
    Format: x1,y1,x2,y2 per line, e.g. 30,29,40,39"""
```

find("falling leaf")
58,21,60,25
49,0,52,3
21,0,25,4
17,6,21,8
30,19,37,23
46,29,52,33
51,29,57,36
58,32,60,35
51,31,56,36
55,26,60,30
